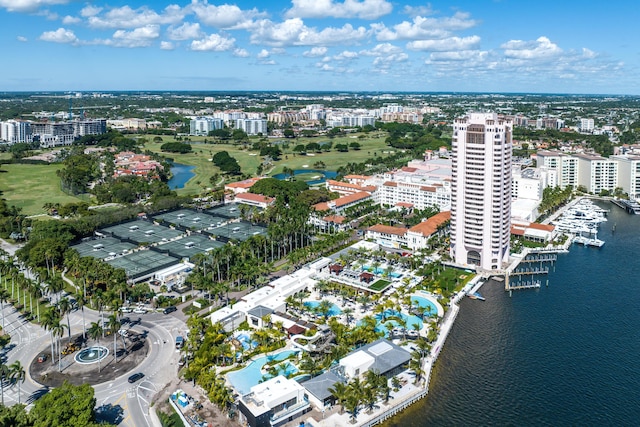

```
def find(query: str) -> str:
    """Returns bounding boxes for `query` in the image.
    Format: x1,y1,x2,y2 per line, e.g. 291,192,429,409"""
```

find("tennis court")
99,220,185,245
207,203,242,219
106,249,181,281
208,221,267,241
70,237,137,260
156,234,225,259
153,209,228,231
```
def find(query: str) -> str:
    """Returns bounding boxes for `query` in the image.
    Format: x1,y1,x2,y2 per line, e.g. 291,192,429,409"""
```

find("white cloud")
39,27,78,44
233,48,249,57
160,41,175,50
334,50,358,60
427,50,489,62
377,12,477,42
402,5,433,17
111,25,160,48
87,5,185,29
80,5,102,17
167,22,203,40
0,0,68,13
407,35,481,51
285,0,392,20
501,36,562,59
62,15,81,25
190,33,235,51
360,42,403,56
257,49,270,59
303,46,328,57
260,59,276,65
37,9,58,20
190,1,266,30
17,36,28,42
250,18,369,47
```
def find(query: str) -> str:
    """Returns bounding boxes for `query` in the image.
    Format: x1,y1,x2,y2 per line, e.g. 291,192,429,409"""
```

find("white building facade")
450,112,512,271
189,117,224,136
235,118,268,135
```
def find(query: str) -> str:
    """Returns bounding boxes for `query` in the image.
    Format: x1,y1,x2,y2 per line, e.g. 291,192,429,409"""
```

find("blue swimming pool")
362,265,402,278
410,295,439,318
227,350,299,395
304,301,342,317
358,309,423,336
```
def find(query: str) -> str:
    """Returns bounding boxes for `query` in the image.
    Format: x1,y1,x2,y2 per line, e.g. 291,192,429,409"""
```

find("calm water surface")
385,201,640,426
168,163,195,189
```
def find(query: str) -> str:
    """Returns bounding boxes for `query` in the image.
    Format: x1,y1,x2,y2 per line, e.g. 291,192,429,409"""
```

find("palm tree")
41,308,60,365
9,361,25,405
88,322,103,373
107,314,121,363
0,288,9,330
57,297,72,344
0,363,9,406
328,381,349,414
51,320,67,372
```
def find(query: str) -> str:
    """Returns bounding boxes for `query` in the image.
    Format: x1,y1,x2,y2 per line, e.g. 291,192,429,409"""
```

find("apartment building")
450,112,512,271
575,153,618,194
189,117,224,136
235,118,268,135
611,155,640,198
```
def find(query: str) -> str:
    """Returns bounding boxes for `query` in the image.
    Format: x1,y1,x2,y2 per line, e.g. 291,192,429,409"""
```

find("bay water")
385,201,640,426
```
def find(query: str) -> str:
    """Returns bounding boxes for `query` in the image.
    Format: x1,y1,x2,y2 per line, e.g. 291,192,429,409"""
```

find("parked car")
128,372,144,383
120,307,133,313
133,307,147,314
163,306,177,315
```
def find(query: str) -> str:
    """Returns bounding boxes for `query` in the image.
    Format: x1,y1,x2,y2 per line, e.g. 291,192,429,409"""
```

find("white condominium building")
575,153,618,194
611,155,640,199
235,118,267,135
189,117,224,136
450,112,512,271
536,150,579,189
0,120,32,143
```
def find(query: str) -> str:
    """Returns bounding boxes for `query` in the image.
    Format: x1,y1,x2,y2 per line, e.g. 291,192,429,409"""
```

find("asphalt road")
0,301,186,427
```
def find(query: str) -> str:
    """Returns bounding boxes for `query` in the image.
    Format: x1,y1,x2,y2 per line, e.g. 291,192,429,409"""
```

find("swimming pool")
304,301,342,317
356,309,423,336
410,295,439,318
227,350,299,395
362,265,402,278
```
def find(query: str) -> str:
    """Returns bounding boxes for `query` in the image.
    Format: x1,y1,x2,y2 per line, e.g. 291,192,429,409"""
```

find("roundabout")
29,329,151,388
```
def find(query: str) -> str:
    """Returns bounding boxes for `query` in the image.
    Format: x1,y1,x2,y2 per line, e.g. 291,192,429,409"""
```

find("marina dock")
611,198,640,214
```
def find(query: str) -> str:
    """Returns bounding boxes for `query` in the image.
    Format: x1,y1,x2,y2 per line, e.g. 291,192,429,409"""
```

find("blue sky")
1,0,639,94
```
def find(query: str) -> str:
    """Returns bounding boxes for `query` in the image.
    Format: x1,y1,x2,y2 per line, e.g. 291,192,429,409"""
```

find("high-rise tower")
450,112,512,271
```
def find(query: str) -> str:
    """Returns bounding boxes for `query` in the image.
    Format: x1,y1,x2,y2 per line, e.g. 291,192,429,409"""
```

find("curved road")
0,302,186,427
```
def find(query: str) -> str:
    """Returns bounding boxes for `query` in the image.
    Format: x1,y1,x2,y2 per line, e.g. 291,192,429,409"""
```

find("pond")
272,169,337,185
168,163,196,189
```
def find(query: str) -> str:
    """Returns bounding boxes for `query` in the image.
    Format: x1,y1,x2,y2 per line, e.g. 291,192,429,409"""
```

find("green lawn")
140,132,393,195
0,163,85,215
369,279,392,291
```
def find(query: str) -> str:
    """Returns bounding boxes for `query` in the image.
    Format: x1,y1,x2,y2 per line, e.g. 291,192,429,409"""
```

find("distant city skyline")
1,0,638,94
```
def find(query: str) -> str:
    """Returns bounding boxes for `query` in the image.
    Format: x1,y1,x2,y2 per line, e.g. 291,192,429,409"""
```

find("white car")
120,307,133,313
118,329,129,337
133,307,147,314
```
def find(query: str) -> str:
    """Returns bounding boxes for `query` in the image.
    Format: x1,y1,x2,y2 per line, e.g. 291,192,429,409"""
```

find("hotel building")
450,112,512,271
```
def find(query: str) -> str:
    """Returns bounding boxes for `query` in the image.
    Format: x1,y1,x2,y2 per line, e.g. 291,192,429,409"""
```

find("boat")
468,292,485,301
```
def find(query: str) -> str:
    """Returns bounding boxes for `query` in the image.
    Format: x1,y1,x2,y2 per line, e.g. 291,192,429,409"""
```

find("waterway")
168,163,195,189
385,201,640,426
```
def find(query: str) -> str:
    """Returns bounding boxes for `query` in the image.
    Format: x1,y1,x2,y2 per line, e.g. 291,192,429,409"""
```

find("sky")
1,0,640,94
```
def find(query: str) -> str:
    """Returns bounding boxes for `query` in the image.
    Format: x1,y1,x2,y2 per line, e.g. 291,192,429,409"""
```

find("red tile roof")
367,224,408,236
408,211,451,237
235,193,274,204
